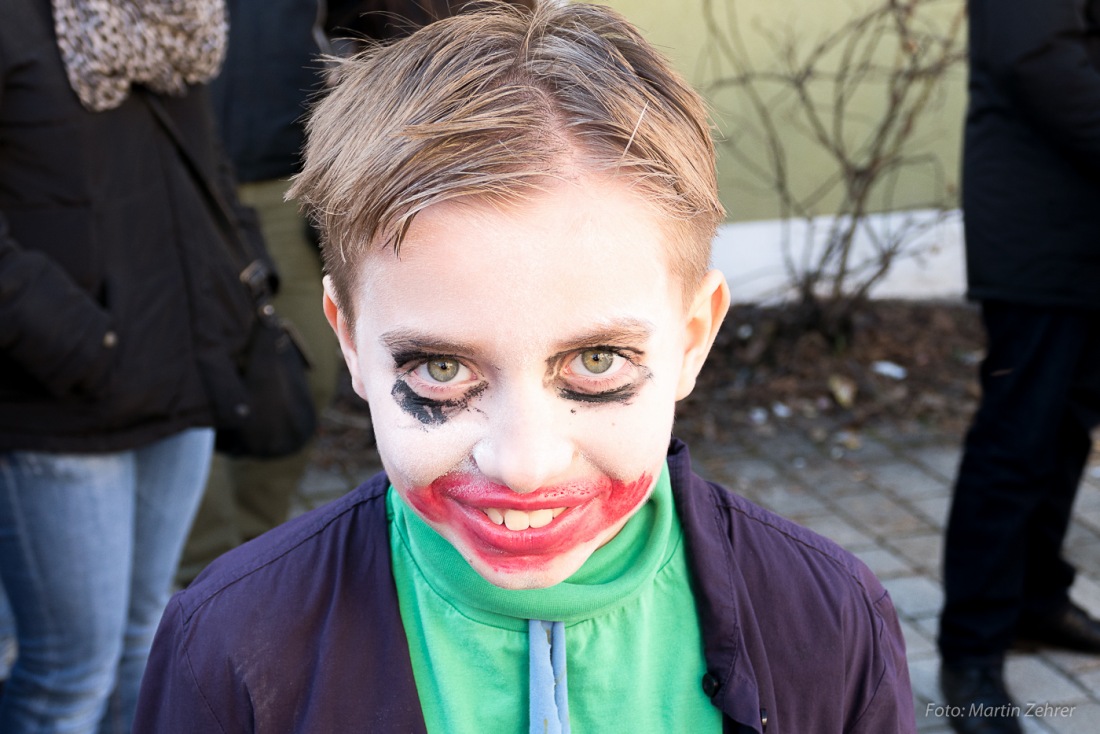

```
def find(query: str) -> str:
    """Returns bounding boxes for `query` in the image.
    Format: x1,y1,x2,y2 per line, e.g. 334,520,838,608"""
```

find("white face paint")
327,175,725,589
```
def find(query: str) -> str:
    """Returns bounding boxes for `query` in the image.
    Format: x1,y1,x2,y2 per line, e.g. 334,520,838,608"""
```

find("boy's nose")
471,388,575,494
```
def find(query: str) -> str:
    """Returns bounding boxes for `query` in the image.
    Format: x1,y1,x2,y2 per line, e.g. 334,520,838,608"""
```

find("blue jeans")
0,428,213,734
0,583,14,678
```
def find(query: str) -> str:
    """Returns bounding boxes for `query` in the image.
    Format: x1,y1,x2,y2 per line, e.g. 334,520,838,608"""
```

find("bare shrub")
702,0,966,344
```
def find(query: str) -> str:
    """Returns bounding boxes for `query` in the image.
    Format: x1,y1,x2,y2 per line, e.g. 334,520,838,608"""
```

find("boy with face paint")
135,2,916,732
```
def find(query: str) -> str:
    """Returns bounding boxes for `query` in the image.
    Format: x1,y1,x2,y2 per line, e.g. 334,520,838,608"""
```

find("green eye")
426,359,461,382
580,349,615,374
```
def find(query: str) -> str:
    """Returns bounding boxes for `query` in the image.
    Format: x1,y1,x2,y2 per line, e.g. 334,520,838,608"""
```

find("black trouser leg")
939,301,1098,663
1020,412,1092,617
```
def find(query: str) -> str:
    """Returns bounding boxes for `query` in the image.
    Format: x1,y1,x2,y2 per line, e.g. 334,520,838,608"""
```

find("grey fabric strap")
529,619,570,734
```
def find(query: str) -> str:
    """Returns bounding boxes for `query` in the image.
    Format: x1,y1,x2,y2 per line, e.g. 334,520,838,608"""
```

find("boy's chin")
467,549,591,591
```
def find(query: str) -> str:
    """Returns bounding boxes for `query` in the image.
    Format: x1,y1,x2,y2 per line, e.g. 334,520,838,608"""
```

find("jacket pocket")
4,206,105,303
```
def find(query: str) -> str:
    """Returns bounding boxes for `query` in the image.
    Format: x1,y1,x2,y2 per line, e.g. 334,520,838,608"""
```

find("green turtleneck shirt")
387,463,722,733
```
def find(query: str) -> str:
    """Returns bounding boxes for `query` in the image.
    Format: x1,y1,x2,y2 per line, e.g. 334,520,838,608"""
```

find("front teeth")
527,509,554,529
484,507,567,530
505,509,531,531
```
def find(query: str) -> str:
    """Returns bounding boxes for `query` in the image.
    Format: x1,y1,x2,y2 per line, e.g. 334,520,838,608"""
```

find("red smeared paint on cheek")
583,474,653,543
403,484,448,525
400,472,655,577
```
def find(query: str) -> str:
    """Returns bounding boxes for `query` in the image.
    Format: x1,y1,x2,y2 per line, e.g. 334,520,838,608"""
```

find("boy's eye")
567,349,627,379
557,346,647,404
414,358,471,384
425,358,462,382
578,349,616,375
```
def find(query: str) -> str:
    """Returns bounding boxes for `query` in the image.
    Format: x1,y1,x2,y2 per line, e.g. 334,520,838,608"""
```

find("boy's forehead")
350,176,687,344
357,178,682,293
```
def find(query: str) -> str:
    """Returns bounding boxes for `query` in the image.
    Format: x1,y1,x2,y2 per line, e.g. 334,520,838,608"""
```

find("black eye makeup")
389,349,486,426
557,383,641,404
390,380,486,426
554,346,652,405
385,334,653,426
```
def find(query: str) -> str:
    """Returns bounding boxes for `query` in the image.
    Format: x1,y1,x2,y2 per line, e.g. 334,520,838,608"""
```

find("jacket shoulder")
178,472,393,621
138,472,426,732
722,483,877,588
683,470,885,605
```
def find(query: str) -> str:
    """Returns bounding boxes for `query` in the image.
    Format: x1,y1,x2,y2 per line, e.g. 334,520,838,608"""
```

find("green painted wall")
600,0,968,223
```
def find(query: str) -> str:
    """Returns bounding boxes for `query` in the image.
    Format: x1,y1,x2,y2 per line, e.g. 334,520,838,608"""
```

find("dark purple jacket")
136,440,915,733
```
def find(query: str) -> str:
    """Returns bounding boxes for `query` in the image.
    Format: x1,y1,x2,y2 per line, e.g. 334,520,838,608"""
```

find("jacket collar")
667,438,766,733
371,438,767,733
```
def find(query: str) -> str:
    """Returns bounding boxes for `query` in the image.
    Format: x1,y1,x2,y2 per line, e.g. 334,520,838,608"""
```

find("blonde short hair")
291,0,723,320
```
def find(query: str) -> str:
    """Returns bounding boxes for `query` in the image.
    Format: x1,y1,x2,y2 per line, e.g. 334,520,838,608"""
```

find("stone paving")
294,418,1100,733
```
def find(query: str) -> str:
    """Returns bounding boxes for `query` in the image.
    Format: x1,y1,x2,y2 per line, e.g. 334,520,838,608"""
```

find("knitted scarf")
51,0,227,111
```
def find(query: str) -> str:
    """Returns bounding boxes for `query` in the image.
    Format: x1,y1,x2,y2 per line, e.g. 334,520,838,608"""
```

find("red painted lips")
404,472,654,572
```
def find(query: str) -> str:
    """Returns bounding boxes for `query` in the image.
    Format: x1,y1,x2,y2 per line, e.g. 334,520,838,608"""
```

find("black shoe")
1016,600,1100,654
939,661,1022,734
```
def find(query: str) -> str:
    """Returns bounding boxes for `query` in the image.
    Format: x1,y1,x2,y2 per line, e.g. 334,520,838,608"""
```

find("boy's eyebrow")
379,318,654,363
547,318,655,358
380,330,478,361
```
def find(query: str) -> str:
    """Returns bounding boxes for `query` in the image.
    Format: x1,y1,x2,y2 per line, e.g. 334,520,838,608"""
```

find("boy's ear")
322,276,367,398
675,269,730,401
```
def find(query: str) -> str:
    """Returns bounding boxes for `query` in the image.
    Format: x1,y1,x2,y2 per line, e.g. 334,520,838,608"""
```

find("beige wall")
600,0,968,223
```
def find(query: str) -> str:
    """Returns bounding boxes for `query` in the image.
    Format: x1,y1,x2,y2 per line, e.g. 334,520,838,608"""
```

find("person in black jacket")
178,0,538,585
938,2,1100,733
175,0,346,586
0,1,253,731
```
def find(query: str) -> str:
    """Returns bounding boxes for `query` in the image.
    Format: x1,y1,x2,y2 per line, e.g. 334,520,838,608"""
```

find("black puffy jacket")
963,0,1100,309
207,0,331,183
0,0,253,452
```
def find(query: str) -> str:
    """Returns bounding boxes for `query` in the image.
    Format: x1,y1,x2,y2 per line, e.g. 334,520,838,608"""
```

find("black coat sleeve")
973,0,1100,177
0,213,116,398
